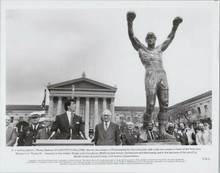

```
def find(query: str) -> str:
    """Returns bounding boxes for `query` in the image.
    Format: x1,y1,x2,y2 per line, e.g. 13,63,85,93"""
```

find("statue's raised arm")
127,12,144,51
160,17,183,52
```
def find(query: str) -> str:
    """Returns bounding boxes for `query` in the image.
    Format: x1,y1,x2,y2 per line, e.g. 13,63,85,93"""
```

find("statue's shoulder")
155,45,163,53
138,45,149,51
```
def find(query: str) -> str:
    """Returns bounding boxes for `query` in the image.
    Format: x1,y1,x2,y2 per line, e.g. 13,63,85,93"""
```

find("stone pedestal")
135,140,181,145
33,140,94,146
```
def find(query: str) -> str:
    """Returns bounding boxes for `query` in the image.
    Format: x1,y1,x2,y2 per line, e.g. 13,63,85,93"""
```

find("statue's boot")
159,123,175,140
143,111,151,130
158,112,175,140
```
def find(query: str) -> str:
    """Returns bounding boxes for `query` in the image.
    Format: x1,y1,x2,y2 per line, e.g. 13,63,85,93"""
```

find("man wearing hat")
36,117,55,140
17,114,43,146
122,121,140,145
50,98,85,139
93,109,121,145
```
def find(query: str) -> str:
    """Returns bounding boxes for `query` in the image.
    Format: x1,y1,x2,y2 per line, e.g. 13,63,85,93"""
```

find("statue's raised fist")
127,12,136,22
173,16,183,26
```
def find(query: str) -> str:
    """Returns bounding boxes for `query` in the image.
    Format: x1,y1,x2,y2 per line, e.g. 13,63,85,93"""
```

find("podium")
33,140,94,146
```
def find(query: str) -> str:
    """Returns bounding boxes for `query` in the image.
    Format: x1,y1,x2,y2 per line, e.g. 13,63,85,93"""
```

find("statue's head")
145,32,156,46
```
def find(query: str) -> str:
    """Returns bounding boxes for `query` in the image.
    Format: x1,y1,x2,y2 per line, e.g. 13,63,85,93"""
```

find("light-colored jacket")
6,124,18,146
196,130,212,145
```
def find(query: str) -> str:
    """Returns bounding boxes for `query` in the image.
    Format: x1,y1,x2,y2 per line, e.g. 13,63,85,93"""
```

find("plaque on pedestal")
33,140,94,146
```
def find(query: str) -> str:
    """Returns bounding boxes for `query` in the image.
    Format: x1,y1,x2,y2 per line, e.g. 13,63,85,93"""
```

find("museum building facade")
46,74,117,137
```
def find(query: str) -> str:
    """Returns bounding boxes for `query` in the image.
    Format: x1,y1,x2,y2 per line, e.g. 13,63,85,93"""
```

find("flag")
41,88,47,110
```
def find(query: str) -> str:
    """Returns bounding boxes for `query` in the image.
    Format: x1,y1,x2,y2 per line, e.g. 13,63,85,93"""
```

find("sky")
4,2,215,107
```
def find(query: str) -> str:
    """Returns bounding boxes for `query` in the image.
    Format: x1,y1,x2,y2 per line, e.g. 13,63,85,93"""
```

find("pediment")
48,77,117,92
57,81,108,89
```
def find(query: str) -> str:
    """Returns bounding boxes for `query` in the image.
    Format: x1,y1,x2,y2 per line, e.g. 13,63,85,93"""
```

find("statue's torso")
138,46,164,70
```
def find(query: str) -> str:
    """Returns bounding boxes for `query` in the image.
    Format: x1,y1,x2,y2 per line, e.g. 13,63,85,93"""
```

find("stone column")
94,98,99,128
207,101,212,117
110,98,115,122
200,103,204,115
48,96,54,117
85,97,90,139
103,98,107,112
76,97,80,115
57,97,63,115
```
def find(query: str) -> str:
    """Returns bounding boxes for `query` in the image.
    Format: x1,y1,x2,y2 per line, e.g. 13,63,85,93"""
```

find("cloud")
6,8,213,106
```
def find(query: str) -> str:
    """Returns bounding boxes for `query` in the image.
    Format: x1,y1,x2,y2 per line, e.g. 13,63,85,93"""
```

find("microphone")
79,131,85,139
48,131,55,140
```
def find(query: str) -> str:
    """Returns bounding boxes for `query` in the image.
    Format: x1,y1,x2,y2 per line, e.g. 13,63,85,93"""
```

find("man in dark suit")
122,122,140,145
50,98,85,139
6,115,17,146
177,122,188,145
145,122,160,141
140,122,160,142
18,114,43,146
119,115,128,134
94,110,121,145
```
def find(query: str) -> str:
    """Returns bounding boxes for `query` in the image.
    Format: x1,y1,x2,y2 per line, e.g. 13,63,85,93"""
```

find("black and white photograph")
0,1,219,173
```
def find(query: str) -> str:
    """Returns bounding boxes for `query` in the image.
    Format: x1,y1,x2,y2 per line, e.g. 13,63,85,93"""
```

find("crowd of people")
118,119,212,145
6,98,212,146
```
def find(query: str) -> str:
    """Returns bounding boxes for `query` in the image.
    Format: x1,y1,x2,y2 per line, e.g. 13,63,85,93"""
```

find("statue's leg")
143,88,157,129
157,89,174,139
